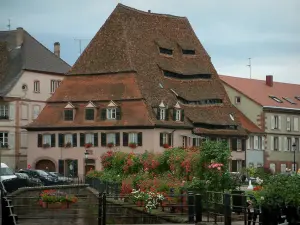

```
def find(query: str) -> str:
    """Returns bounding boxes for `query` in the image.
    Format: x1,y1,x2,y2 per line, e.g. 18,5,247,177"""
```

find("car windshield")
36,170,49,176
0,167,14,176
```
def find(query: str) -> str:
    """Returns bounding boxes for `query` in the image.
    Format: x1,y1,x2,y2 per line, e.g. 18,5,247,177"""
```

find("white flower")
261,197,264,200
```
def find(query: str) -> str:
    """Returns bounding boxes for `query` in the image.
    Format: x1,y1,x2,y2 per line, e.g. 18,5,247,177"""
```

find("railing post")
102,192,107,225
223,193,231,225
187,192,195,223
195,194,202,222
98,192,102,225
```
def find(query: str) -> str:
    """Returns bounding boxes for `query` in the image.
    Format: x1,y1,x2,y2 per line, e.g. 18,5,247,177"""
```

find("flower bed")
38,190,78,209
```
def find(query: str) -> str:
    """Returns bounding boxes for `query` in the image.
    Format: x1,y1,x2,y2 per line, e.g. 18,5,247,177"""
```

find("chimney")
16,27,24,47
148,10,151,13
266,75,273,87
54,42,60,58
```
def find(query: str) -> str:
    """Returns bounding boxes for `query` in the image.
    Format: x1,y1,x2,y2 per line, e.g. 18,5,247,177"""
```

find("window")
163,70,211,79
287,117,291,131
175,109,181,121
295,96,300,101
20,131,28,148
38,134,55,148
235,96,241,104
21,104,28,120
283,97,295,104
287,137,292,151
274,137,279,151
34,81,40,93
160,108,166,120
162,133,168,144
32,105,40,119
182,49,195,55
107,108,116,119
294,138,299,151
0,104,9,119
160,133,171,147
272,115,280,129
43,134,51,145
294,117,299,131
237,139,242,151
270,163,276,172
129,133,138,144
107,133,116,145
85,108,94,120
159,47,173,55
177,96,222,105
193,138,201,147
64,134,73,145
281,164,286,173
85,133,94,145
50,80,61,93
249,136,254,149
64,109,73,121
0,132,8,148
269,96,283,103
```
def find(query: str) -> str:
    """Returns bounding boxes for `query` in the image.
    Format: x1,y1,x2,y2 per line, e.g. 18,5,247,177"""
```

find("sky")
1,0,299,83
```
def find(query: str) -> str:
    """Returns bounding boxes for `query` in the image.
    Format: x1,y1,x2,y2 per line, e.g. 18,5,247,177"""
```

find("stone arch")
33,157,57,172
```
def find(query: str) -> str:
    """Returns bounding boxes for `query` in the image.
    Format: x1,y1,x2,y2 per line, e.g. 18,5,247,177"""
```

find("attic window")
295,96,300,101
229,114,235,121
64,109,73,121
159,83,164,88
177,96,222,105
182,49,195,55
163,70,211,79
159,47,173,55
283,97,296,105
269,96,283,103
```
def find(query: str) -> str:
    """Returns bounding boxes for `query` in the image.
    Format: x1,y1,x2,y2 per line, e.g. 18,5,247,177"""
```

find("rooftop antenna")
7,19,11,30
247,58,252,79
74,38,90,56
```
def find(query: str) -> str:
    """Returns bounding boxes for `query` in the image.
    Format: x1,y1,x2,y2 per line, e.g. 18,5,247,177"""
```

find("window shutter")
58,160,64,175
101,109,106,120
116,133,120,146
287,117,291,131
9,104,15,121
254,136,258,150
181,110,185,121
294,117,299,131
292,137,295,150
38,134,42,147
9,132,15,149
73,160,78,177
231,138,237,151
168,133,172,146
123,132,128,146
138,132,143,146
72,134,77,147
278,116,282,129
101,133,107,146
172,109,176,121
247,137,250,149
242,139,246,151
116,107,121,120
271,116,275,129
156,108,161,120
58,134,64,147
165,109,169,121
270,136,274,150
51,134,56,147
262,136,265,150
80,133,85,147
278,137,282,151
193,138,196,146
160,133,163,146
94,133,98,147
284,137,287,151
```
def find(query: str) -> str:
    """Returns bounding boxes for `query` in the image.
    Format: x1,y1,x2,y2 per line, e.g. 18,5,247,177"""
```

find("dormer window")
159,47,173,55
182,49,195,55
107,108,116,119
160,108,166,120
85,101,95,120
175,109,181,121
64,109,73,121
156,101,167,120
173,102,184,122
101,101,121,120
295,96,300,101
269,96,283,103
283,97,295,104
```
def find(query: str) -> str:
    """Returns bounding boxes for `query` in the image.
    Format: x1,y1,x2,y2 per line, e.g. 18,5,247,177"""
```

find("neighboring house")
25,4,249,176
220,75,300,173
0,27,70,170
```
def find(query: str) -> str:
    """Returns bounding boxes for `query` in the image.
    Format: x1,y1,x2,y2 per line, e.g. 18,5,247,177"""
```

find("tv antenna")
74,38,90,55
247,58,252,79
7,19,11,30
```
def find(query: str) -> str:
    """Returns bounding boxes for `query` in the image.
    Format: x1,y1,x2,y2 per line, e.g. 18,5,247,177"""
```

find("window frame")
287,137,292,151
235,96,241,104
128,133,138,144
175,109,181,121
85,108,95,121
274,137,279,151
42,134,51,145
274,116,279,129
106,108,117,120
162,133,168,145
64,109,74,121
0,132,9,148
85,133,94,145
64,134,73,145
107,133,116,145
0,104,9,119
160,108,166,120
50,80,61,93
33,80,40,93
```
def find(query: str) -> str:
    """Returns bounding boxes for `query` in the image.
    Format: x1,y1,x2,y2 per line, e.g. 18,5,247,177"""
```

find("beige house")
0,27,70,170
221,75,300,173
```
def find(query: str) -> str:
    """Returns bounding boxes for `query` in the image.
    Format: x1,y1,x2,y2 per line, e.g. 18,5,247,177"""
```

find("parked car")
18,169,61,186
48,172,73,183
0,163,17,181
15,172,43,187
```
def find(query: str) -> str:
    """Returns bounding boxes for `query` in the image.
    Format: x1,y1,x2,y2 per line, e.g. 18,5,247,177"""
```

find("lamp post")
84,150,89,175
292,143,297,172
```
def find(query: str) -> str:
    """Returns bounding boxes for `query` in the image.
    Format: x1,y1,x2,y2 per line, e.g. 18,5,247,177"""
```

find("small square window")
235,96,241,104
107,108,116,119
85,108,94,120
64,109,73,121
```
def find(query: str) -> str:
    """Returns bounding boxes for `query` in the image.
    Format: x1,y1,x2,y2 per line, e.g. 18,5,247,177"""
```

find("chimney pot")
16,27,24,47
266,75,273,87
148,10,151,13
54,42,60,58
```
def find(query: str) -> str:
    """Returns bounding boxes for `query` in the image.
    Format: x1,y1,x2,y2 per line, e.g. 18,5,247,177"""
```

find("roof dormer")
85,101,96,121
174,101,181,109
107,100,118,107
64,102,74,109
64,102,75,121
86,101,96,108
159,101,165,108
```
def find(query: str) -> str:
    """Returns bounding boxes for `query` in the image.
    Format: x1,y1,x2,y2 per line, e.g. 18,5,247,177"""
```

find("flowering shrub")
100,150,115,169
163,143,169,148
131,189,164,212
107,142,114,148
39,190,78,204
85,143,92,148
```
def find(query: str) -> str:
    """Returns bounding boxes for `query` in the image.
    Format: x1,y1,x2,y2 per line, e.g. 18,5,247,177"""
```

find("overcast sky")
1,0,299,83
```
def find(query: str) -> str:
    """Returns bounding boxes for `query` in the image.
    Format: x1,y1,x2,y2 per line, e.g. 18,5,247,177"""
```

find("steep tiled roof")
220,75,300,110
0,29,70,96
28,4,246,136
234,108,264,134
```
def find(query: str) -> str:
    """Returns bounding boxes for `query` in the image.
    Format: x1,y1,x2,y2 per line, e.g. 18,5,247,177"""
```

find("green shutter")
51,134,56,147
58,134,64,147
181,110,185,121
116,107,121,120
72,133,77,147
123,132,128,146
138,132,143,146
80,133,85,147
101,109,106,120
159,133,163,146
101,133,107,146
94,133,98,147
37,134,42,147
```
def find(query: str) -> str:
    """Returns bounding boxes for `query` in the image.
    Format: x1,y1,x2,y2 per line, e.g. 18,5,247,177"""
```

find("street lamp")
84,150,89,175
292,143,297,172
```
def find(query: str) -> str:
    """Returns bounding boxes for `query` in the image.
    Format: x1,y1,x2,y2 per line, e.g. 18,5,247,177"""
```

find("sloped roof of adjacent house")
220,75,300,110
0,28,70,96
28,4,247,136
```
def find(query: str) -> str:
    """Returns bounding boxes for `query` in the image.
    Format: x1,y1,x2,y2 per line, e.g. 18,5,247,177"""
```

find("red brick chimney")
266,75,273,87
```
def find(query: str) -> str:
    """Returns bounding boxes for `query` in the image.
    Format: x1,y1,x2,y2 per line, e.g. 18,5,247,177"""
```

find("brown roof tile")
234,108,264,134
193,127,247,137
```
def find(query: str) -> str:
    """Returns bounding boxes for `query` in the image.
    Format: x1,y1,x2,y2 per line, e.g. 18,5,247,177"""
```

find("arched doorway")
35,159,56,172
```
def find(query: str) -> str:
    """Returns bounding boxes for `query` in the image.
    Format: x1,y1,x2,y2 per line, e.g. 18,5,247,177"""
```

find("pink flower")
217,167,221,171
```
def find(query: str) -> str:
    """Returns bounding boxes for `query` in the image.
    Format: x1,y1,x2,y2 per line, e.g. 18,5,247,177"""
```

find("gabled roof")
0,28,70,96
220,75,300,110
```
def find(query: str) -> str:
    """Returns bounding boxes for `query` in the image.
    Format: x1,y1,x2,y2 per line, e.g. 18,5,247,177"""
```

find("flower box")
163,143,169,148
38,190,78,210
65,142,72,148
42,143,50,148
85,143,93,148
107,142,114,148
129,143,137,149
41,201,71,209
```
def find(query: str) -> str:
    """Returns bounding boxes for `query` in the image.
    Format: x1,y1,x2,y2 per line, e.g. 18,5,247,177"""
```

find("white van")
0,163,17,181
